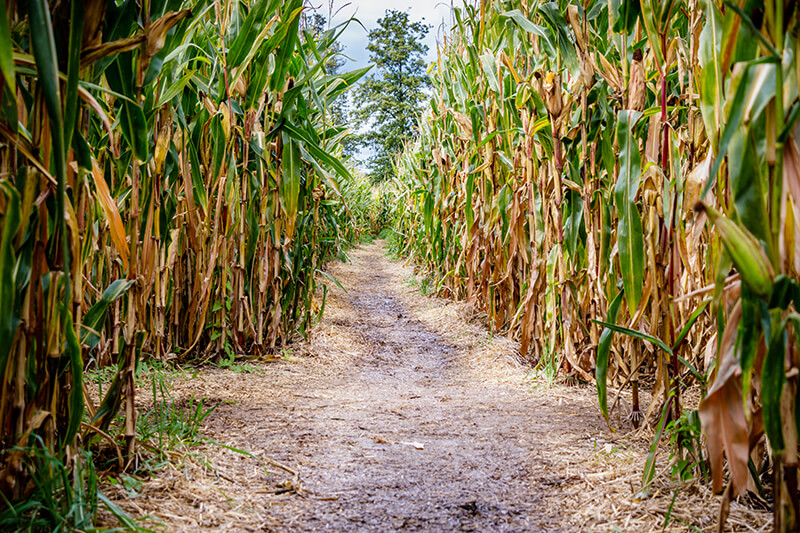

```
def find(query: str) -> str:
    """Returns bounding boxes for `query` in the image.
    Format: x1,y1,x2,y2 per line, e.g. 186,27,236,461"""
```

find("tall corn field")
395,0,800,528
0,0,365,524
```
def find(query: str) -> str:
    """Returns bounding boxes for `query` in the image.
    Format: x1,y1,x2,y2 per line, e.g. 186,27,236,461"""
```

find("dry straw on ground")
100,243,770,532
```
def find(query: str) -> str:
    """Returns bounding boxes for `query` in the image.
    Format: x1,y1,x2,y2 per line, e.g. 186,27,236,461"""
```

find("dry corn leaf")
90,159,129,272
698,303,749,496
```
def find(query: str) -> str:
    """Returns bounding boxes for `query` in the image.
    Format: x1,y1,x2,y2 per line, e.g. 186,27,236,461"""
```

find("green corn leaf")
227,0,282,68
229,20,277,91
423,192,434,232
601,120,616,182
728,127,771,248
324,66,372,101
641,397,673,494
280,131,302,239
187,141,208,212
106,59,148,161
211,114,226,180
640,0,665,68
245,41,279,109
677,355,706,385
91,365,123,431
81,279,135,349
738,286,761,400
281,121,354,183
704,67,750,200
157,69,197,107
762,317,786,453
64,0,84,152
63,308,84,448
465,172,475,233
723,1,780,59
296,144,343,200
697,0,723,150
498,183,512,239
564,190,583,258
615,110,644,315
597,291,624,422
769,275,800,311
616,110,643,202
538,2,579,77
29,0,63,148
599,194,611,281
98,492,140,530
29,0,69,279
501,9,558,60
480,53,500,94
270,3,303,93
592,320,673,355
315,269,348,294
612,0,640,34
0,181,21,380
121,99,149,161
787,314,800,447
673,298,712,350
0,0,15,98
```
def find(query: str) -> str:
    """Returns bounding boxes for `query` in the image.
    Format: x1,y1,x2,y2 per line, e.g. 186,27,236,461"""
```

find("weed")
525,347,560,387
226,363,262,374
137,374,216,455
419,277,432,295
0,438,148,532
666,409,708,484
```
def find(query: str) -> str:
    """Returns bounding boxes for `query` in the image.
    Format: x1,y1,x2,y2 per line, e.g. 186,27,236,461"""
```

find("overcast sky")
312,0,466,72
307,1,466,170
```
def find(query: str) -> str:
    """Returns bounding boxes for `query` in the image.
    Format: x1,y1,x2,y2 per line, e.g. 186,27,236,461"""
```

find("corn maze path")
106,242,765,532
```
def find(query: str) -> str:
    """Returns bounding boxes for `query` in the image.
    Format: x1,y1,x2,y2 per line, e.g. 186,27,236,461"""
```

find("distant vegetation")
351,9,431,182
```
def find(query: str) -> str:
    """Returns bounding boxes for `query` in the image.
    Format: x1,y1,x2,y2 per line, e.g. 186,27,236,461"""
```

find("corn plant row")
394,0,800,528
0,0,367,515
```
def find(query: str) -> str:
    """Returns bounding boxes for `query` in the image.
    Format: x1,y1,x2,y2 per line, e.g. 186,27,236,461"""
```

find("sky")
314,0,466,72
306,1,466,170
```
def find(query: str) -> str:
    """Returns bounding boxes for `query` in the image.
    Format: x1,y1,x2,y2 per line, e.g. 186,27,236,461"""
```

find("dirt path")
106,242,769,532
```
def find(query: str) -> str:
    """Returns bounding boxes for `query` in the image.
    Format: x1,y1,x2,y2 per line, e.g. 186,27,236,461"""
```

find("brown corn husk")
627,49,646,111
543,71,563,119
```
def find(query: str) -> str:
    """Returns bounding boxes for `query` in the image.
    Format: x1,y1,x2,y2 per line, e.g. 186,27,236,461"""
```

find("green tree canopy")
354,9,430,181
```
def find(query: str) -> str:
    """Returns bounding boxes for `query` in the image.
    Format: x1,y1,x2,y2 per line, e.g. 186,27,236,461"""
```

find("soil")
103,242,771,532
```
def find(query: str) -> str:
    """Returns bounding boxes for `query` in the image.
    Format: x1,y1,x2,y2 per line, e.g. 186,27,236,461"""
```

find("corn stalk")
0,0,367,519
394,0,800,529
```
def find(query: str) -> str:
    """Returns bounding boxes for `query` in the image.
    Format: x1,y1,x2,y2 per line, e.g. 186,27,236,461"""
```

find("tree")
353,10,430,181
